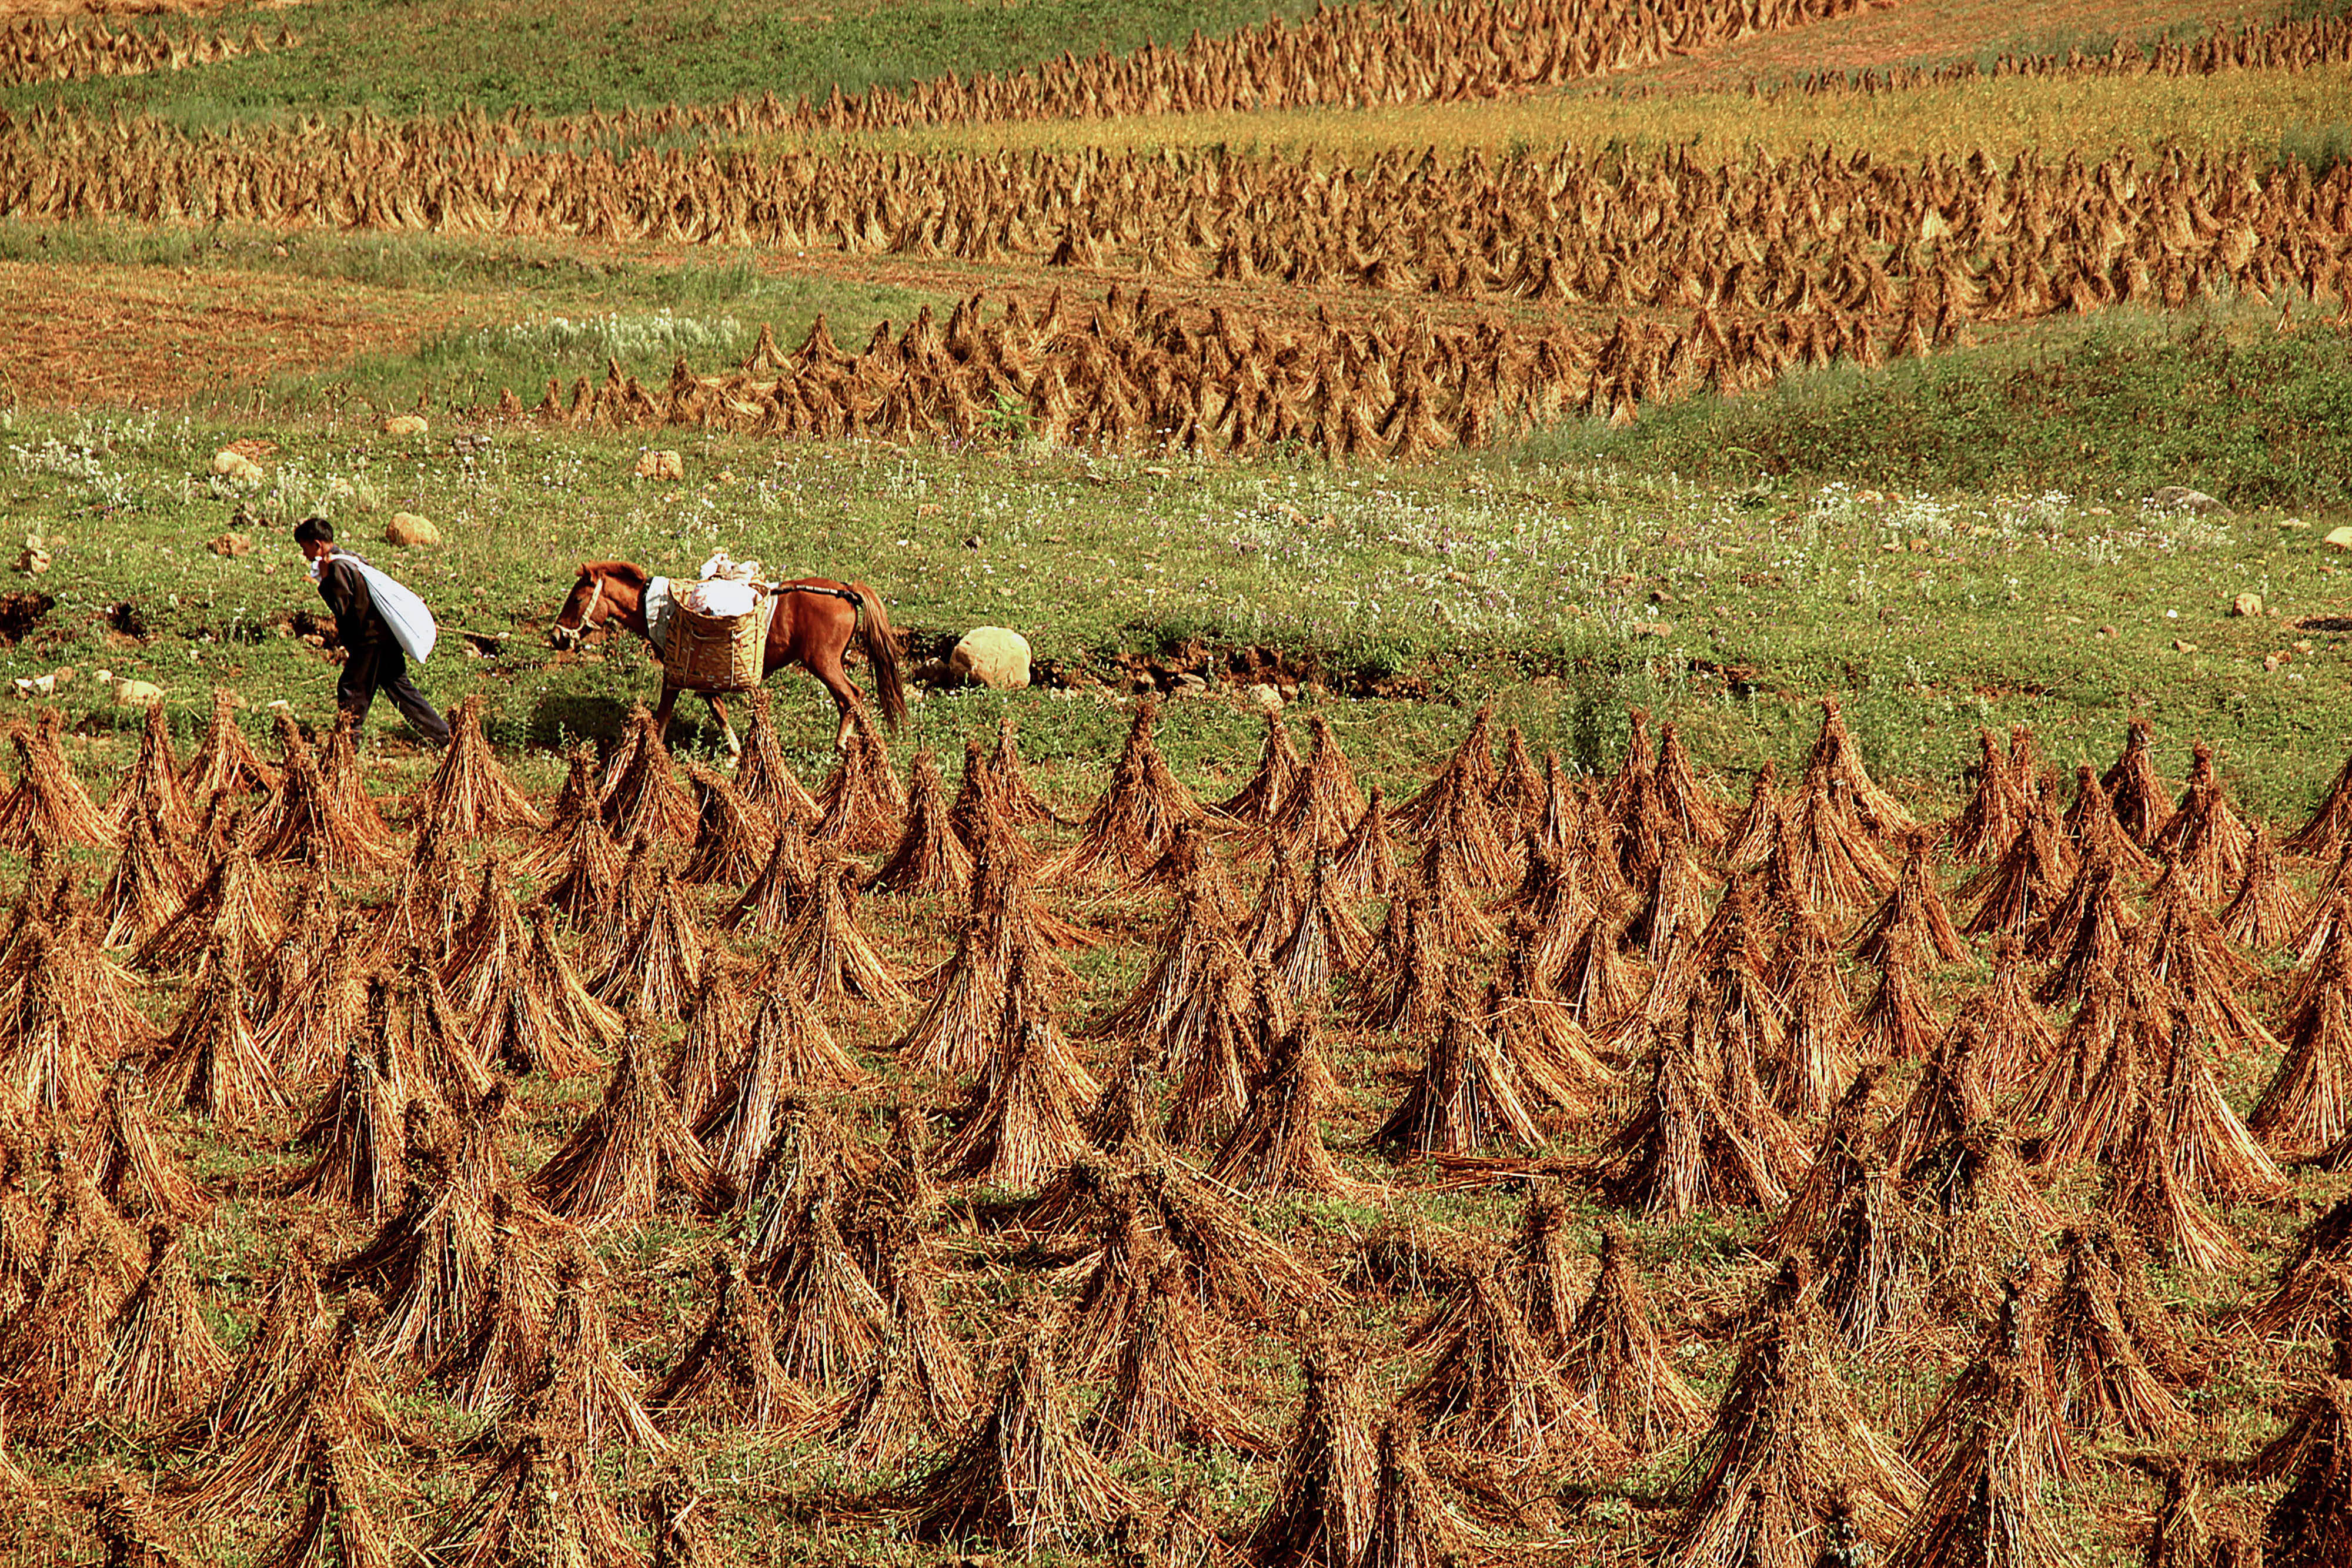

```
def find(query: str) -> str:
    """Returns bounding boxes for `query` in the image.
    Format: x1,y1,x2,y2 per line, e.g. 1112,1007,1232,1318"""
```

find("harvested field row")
682,0,1878,136
0,13,292,85
8,129,2340,321
1605,0,2352,98
0,686,2350,1560
527,282,1959,460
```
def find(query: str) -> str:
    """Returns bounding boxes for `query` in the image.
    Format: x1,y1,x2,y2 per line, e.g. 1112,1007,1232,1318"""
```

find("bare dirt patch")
0,260,454,407
1588,0,2253,94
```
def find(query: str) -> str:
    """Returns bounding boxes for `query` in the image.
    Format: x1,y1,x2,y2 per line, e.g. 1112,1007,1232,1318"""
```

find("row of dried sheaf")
1733,9,2352,103
690,0,1877,135
2,130,2340,313
0,18,295,89
507,283,1962,458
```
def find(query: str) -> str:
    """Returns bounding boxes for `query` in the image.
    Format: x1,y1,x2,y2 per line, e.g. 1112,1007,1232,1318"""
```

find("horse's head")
550,564,610,651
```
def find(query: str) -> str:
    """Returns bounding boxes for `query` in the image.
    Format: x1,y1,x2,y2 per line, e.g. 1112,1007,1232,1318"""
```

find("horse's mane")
581,559,649,588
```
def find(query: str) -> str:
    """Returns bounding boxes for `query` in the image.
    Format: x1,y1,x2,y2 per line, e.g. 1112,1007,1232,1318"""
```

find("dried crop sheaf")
407,693,542,837
935,951,1094,1188
489,1242,666,1458
0,710,115,853
783,855,911,1010
285,1042,407,1221
814,702,907,853
866,747,972,900
1662,1270,1922,1568
1209,1001,1364,1198
87,1066,212,1223
529,1027,721,1228
732,688,820,825
1558,1224,1706,1451
1376,979,1551,1159
249,714,390,880
99,807,191,952
600,703,696,843
183,689,279,801
698,968,863,1199
1084,1256,1267,1460
1050,697,1200,885
894,1318,1140,1557
429,1419,643,1568
2044,1221,2193,1444
98,1225,228,1432
1406,1268,1630,1480
676,760,773,887
646,1249,813,1435
173,1292,420,1520
1245,1332,1380,1568
757,1182,893,1390
1603,1016,1787,1219
106,702,190,839
592,866,710,1019
152,934,288,1125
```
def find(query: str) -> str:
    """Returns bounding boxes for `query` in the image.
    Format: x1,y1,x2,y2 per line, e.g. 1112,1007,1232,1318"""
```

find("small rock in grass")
1246,683,1283,712
210,450,264,484
208,532,252,559
632,449,684,482
2265,654,2288,672
2231,591,2263,617
13,546,49,574
2327,526,2352,551
2151,486,2224,513
385,511,440,547
949,627,1031,691
113,678,164,706
2173,638,2200,653
382,414,429,437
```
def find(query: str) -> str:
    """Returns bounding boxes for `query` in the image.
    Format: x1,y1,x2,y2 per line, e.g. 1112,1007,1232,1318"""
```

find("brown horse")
549,560,906,751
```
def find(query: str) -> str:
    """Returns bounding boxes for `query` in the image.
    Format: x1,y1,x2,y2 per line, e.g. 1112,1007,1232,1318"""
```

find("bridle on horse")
550,572,608,651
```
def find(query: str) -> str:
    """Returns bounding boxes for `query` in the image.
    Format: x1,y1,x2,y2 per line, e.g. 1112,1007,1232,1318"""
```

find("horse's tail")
850,581,907,734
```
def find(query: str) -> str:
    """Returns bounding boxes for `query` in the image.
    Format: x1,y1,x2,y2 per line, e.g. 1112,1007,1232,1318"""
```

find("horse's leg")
707,693,741,758
801,604,864,748
652,680,683,749
810,660,863,748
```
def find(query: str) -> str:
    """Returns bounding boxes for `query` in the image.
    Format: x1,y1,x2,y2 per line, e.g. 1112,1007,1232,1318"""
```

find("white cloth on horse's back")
328,549,437,661
699,550,763,583
644,576,676,658
680,577,758,618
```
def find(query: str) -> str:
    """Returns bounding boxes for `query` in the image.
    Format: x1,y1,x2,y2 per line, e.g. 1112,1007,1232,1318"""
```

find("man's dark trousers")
340,641,452,745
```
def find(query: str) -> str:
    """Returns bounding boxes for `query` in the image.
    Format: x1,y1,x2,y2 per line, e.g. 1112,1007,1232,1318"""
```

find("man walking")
292,516,451,748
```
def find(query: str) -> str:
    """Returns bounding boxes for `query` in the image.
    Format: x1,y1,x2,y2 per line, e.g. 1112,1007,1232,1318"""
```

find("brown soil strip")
1585,0,2260,95
0,260,460,407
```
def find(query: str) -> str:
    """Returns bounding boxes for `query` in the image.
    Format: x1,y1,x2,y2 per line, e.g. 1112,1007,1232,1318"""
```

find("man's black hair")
292,516,336,546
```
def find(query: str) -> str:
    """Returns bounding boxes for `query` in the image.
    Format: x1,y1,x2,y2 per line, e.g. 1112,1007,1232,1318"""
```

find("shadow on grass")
523,691,633,751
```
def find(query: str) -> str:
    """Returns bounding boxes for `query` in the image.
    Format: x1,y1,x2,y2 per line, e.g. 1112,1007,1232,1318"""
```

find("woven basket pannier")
663,596,771,692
